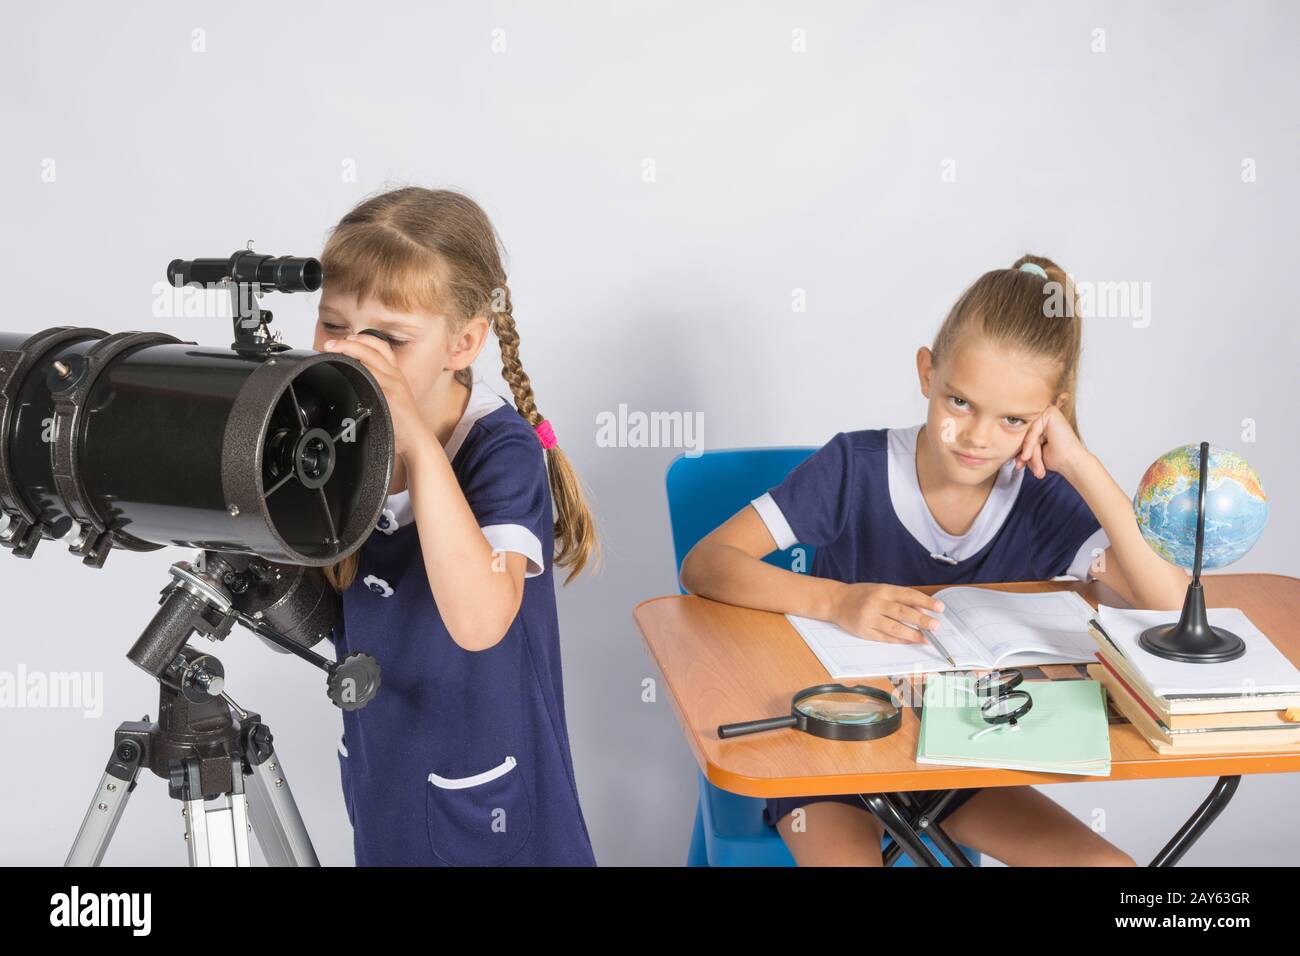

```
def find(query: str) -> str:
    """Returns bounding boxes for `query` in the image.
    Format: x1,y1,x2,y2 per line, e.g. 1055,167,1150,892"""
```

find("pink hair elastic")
534,419,558,450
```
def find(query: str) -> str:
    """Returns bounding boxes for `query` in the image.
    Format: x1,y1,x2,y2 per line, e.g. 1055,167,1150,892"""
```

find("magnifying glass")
962,669,1033,740
718,684,903,741
974,668,1023,699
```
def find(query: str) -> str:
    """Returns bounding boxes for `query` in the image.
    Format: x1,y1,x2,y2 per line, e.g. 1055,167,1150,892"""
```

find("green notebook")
916,673,1112,776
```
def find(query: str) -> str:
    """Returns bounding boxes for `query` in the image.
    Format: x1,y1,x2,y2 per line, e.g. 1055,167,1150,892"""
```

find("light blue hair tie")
1018,262,1048,279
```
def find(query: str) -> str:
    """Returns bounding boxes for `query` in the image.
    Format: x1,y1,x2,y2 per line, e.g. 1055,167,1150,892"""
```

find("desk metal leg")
883,792,934,867
882,791,924,866
861,793,943,866
881,789,978,868
911,792,977,869
864,791,978,868
881,792,921,867
1148,775,1240,867
872,774,1240,868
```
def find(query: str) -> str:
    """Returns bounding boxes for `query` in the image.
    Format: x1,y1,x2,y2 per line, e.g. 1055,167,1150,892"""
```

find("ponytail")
1010,254,1083,440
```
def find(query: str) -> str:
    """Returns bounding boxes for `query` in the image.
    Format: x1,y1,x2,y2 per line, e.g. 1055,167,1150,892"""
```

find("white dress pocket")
425,755,533,866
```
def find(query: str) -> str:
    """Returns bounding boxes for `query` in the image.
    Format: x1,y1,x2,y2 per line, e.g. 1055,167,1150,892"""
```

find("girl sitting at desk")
680,255,1187,867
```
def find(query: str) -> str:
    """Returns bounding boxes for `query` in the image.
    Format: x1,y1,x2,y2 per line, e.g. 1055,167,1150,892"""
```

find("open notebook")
788,587,1099,679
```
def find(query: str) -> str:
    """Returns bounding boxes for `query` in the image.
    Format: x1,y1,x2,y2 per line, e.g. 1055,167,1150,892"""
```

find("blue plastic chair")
666,448,980,867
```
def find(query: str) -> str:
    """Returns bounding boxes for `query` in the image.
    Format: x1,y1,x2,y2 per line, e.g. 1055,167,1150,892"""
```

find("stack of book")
1086,605,1300,754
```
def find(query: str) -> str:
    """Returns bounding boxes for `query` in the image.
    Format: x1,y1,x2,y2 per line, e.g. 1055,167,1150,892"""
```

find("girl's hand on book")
831,583,945,644
1015,404,1089,481
323,334,433,461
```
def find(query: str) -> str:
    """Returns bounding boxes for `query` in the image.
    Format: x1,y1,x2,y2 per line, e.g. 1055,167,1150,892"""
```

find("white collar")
885,423,1023,563
378,376,509,531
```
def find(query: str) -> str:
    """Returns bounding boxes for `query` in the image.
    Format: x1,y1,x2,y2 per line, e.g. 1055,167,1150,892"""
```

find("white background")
1,1,1296,866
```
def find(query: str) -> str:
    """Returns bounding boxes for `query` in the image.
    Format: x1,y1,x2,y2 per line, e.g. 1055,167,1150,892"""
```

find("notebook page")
935,588,1098,665
786,613,983,679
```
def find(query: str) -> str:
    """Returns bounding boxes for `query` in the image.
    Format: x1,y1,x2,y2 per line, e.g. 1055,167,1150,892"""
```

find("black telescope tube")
0,327,394,566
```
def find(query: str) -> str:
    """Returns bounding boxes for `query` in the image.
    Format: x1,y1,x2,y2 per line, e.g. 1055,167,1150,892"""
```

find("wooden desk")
633,574,1300,865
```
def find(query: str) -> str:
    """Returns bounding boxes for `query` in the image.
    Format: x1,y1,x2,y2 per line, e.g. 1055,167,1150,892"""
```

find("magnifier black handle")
718,715,798,738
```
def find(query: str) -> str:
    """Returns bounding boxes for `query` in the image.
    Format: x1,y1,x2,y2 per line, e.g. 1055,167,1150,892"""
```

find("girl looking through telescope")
316,186,598,867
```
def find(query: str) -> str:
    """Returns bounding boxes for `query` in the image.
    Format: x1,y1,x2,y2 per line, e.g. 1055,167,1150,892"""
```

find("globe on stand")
1132,442,1269,663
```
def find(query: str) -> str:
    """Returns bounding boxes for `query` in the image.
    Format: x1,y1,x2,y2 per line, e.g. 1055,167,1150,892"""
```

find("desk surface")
632,574,1300,797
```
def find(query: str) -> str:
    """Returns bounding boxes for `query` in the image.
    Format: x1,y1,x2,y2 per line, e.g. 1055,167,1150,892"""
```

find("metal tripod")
66,646,318,866
64,552,379,866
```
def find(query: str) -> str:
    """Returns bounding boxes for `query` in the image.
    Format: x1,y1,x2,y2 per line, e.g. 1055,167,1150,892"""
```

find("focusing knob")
328,652,381,710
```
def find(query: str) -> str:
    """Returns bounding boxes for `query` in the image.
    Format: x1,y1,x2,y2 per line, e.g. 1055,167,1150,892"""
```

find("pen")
924,620,957,668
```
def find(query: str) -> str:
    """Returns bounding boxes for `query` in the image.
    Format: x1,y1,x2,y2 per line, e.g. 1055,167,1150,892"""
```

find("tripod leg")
245,746,320,866
180,757,253,866
65,738,144,866
228,755,253,867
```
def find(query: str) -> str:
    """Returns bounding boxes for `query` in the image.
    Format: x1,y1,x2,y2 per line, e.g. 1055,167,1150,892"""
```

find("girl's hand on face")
831,583,945,644
322,334,432,461
1015,404,1088,480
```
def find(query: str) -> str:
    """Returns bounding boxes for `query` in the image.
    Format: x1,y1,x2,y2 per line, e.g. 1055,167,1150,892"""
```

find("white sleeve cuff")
1064,527,1110,582
750,492,798,551
482,523,545,578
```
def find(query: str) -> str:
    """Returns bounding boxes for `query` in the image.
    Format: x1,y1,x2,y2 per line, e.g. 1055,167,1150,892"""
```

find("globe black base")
1137,581,1246,664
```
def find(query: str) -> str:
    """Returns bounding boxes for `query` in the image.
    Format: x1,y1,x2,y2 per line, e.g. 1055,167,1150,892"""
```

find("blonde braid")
492,289,599,582
492,290,540,424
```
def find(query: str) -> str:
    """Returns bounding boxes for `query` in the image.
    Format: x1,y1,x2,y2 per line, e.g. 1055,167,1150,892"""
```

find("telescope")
0,248,392,567
0,246,395,866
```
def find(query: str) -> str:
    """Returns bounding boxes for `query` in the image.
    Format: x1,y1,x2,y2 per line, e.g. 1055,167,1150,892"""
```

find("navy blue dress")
751,427,1105,827
330,380,596,866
